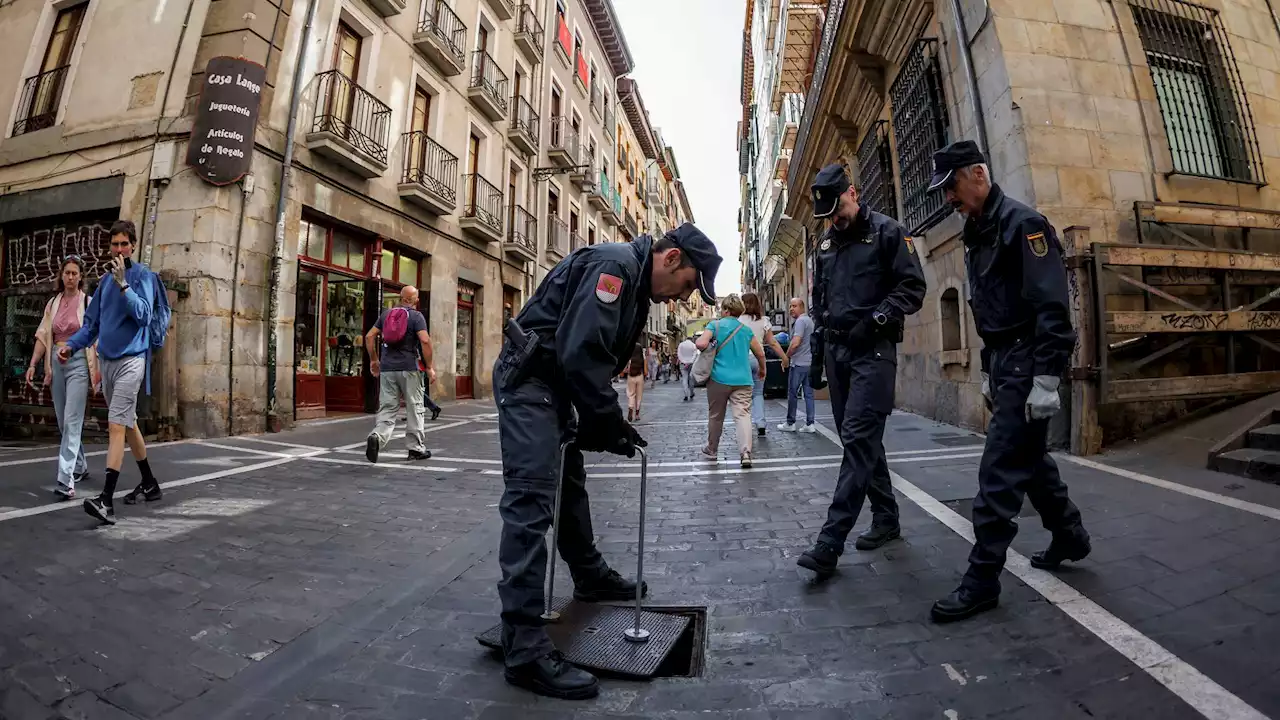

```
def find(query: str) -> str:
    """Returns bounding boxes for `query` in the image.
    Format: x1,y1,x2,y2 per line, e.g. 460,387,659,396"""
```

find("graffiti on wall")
5,221,113,286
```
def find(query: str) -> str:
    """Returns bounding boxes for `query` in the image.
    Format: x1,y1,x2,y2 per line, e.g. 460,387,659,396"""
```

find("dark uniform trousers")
494,364,609,667
817,337,901,551
963,340,1084,592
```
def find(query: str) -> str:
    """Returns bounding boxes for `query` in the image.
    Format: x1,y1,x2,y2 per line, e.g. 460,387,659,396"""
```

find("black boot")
930,586,999,623
123,482,161,505
573,569,648,602
796,540,839,575
854,523,902,551
504,651,599,700
1030,530,1091,570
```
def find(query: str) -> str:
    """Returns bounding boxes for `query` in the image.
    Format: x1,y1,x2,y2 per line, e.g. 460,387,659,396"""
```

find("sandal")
740,451,753,468
701,446,716,460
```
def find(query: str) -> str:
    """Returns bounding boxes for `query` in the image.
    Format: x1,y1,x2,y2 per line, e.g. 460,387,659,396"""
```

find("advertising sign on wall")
185,56,266,185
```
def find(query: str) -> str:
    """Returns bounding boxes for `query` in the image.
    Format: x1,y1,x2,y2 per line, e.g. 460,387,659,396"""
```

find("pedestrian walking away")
625,343,646,421
29,256,100,500
739,292,787,437
677,334,698,401
364,286,436,463
925,141,1090,622
696,294,766,467
491,222,722,699
777,297,816,433
61,220,170,525
797,163,926,577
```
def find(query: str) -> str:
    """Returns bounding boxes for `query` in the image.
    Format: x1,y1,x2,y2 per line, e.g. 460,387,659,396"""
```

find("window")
856,120,897,220
1131,0,1264,183
334,21,361,79
941,288,961,352
588,225,596,245
548,186,560,217
13,3,86,135
890,38,950,234
298,220,367,274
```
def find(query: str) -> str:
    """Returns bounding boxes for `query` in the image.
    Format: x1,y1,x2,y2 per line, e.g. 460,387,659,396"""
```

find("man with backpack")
59,219,172,525
364,286,436,463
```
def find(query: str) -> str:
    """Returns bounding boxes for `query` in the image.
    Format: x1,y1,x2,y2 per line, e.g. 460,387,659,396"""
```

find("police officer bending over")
797,164,926,576
493,223,722,699
927,141,1090,623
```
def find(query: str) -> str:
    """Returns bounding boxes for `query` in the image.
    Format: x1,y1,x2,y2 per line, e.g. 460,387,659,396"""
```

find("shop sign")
186,56,266,185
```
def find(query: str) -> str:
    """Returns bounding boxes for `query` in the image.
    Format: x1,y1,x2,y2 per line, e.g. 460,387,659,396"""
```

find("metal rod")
624,446,650,643
542,441,570,622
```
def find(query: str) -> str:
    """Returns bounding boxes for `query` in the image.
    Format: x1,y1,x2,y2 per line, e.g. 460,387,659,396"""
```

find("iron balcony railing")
590,81,601,115
603,106,615,138
516,3,544,41
512,95,538,142
401,131,458,204
419,0,467,67
312,70,392,166
890,38,951,234
571,232,585,251
508,205,536,254
470,50,509,115
548,115,579,154
13,66,70,136
548,216,568,255
462,174,504,234
624,213,638,237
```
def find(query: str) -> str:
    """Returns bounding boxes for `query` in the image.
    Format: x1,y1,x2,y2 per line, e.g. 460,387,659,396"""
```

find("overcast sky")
613,0,744,295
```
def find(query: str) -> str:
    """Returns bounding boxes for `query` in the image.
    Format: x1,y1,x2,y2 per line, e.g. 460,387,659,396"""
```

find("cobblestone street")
2,381,1279,719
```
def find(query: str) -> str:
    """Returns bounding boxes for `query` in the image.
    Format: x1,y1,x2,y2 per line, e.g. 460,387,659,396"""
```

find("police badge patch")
596,273,623,303
905,237,916,255
1027,232,1048,258
820,238,831,251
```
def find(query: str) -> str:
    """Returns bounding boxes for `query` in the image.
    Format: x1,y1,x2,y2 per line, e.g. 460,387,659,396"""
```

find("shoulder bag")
690,321,744,388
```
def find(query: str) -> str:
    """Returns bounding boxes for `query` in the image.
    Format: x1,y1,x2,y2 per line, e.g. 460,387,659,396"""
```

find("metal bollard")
542,441,571,622
623,446,650,643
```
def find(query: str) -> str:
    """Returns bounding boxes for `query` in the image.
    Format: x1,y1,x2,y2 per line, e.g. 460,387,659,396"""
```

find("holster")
497,320,542,392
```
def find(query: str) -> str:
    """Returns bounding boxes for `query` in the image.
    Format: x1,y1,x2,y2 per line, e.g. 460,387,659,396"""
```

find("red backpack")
383,307,410,343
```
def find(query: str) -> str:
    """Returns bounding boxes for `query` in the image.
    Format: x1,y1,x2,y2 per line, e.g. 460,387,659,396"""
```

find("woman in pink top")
28,257,99,499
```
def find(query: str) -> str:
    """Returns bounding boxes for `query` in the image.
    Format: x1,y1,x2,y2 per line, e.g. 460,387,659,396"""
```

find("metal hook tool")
623,445,649,643
541,440,571,622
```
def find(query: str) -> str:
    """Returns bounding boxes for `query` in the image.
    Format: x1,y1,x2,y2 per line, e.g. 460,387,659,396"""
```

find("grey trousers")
368,370,426,454
51,350,89,489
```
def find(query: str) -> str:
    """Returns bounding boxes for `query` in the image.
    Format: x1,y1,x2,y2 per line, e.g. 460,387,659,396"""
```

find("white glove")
980,372,992,410
1025,375,1061,422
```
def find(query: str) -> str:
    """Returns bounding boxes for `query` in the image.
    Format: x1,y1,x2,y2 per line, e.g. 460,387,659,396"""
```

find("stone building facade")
0,0,695,439
747,0,1280,449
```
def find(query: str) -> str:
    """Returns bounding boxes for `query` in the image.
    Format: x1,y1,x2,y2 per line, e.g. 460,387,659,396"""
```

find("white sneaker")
798,424,818,433
777,422,797,432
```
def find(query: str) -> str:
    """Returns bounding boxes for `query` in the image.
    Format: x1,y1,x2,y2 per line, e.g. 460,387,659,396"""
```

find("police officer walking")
926,141,1090,623
797,164,926,576
492,223,722,699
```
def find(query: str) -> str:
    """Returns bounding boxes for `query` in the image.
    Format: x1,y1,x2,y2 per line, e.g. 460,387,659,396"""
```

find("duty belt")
979,325,1031,348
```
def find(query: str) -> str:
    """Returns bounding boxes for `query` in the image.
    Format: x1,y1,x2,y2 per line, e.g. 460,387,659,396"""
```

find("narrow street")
0,381,1277,719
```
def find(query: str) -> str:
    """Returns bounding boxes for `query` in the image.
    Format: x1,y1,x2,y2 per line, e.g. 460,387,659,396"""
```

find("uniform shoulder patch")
905,236,916,255
1027,231,1048,258
595,273,623,303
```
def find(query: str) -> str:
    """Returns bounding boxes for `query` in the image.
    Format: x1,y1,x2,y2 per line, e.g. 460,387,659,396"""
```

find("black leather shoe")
854,524,902,551
797,541,839,575
407,450,432,461
931,586,999,623
504,651,599,700
1030,531,1091,570
123,482,161,505
574,569,647,602
365,436,379,463
431,407,441,421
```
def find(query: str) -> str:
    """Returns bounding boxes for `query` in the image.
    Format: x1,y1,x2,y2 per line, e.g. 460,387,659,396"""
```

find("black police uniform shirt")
513,233,656,422
961,183,1076,378
812,202,927,333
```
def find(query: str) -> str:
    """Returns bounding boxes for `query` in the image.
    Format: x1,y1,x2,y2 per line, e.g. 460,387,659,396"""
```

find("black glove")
576,412,646,458
808,363,827,391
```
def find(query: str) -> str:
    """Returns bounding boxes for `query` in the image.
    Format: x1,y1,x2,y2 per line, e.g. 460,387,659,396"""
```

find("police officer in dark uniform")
492,223,722,699
797,164,926,576
926,141,1091,623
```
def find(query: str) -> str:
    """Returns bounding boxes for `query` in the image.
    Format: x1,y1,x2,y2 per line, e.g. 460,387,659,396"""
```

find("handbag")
691,321,744,388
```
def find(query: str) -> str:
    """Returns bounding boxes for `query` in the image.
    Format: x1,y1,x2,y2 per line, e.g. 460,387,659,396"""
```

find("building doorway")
455,283,478,398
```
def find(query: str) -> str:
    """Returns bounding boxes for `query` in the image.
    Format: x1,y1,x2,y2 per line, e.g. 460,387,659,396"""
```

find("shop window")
378,245,426,312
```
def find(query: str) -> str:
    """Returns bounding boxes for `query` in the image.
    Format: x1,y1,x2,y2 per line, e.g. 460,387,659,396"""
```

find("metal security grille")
890,38,950,234
1130,0,1264,184
857,119,897,220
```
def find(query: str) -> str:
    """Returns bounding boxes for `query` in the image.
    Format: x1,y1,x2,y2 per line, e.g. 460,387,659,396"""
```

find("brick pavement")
0,384,1276,718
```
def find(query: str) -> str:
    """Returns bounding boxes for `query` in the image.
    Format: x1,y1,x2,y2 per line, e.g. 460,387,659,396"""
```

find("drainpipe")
1267,0,1280,49
228,174,253,436
265,0,318,432
948,0,989,154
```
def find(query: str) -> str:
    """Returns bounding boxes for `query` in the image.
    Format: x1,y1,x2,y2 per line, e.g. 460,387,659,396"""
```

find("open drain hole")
649,605,707,678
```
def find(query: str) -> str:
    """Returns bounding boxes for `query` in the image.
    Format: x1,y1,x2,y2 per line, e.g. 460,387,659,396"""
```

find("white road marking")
195,442,295,458
585,446,980,470
0,437,193,468
331,419,473,451
468,428,500,435
1059,454,1280,523
236,437,329,452
302,456,459,473
811,422,1270,720
583,452,983,479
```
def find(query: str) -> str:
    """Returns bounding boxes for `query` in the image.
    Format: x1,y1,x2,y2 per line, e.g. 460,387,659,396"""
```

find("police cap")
666,223,722,305
928,140,987,192
811,163,851,219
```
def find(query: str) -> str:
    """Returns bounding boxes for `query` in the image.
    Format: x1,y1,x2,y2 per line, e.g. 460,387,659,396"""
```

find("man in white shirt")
677,335,698,401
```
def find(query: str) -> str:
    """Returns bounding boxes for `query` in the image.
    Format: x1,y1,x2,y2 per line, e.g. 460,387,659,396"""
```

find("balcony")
570,232,585,252
483,0,514,21
646,174,664,210
547,116,579,166
414,0,467,77
547,216,569,260
366,0,406,16
624,213,639,238
398,131,458,216
514,4,544,64
588,170,611,212
554,16,572,68
13,66,69,136
467,50,508,121
568,149,595,189
603,106,615,138
508,96,539,155
460,174,504,243
589,81,602,121
305,71,391,178
505,206,537,262
573,51,589,96
599,184,621,227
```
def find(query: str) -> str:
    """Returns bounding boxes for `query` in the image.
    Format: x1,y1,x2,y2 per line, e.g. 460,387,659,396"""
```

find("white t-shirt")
677,339,698,364
740,315,771,343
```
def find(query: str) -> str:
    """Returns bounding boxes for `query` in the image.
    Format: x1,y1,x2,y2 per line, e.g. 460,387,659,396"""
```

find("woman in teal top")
696,294,766,467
